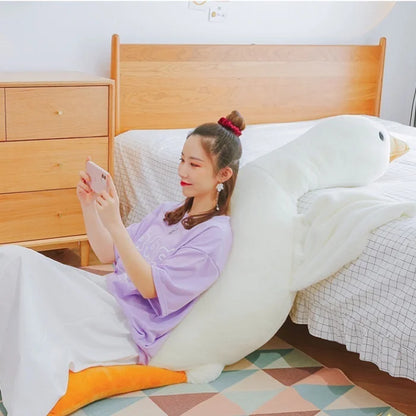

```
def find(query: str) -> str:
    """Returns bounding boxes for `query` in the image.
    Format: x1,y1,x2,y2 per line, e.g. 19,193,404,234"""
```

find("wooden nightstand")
0,72,114,266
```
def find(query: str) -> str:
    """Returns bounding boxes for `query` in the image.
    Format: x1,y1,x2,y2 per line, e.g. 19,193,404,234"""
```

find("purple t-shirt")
106,202,232,364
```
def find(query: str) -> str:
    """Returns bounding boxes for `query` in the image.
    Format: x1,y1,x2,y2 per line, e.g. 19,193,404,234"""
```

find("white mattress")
113,116,416,381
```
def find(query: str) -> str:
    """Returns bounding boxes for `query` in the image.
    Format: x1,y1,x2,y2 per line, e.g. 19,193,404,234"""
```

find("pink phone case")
86,161,109,193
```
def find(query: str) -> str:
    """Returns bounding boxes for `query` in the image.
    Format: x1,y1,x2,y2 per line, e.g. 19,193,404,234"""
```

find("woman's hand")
95,175,123,234
76,170,96,207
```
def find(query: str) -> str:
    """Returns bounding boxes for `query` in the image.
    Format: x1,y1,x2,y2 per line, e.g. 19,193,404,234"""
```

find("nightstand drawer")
0,137,108,193
5,86,109,140
0,72,113,265
0,88,4,141
0,189,85,243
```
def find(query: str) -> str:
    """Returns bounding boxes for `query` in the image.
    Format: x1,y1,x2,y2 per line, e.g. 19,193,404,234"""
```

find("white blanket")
292,187,416,290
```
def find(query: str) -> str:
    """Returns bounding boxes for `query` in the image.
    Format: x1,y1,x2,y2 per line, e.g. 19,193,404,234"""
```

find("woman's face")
178,134,219,203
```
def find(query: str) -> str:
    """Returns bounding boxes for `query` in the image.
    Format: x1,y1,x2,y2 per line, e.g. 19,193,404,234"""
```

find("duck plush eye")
379,131,384,141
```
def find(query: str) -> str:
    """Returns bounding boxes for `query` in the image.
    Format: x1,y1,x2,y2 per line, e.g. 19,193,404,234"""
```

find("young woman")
0,110,245,416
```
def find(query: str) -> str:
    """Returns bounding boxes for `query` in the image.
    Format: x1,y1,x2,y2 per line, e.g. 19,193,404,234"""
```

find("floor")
278,318,416,416
44,246,416,416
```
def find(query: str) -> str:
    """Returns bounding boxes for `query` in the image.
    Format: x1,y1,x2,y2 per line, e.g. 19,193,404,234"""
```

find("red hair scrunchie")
218,117,242,137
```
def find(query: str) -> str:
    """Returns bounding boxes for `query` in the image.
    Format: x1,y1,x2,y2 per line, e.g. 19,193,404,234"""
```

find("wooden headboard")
111,34,386,136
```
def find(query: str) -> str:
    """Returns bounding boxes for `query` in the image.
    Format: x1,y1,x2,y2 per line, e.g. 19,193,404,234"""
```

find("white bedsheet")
113,117,416,381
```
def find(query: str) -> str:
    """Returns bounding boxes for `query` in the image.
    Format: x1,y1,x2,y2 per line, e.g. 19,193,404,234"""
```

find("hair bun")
225,110,246,132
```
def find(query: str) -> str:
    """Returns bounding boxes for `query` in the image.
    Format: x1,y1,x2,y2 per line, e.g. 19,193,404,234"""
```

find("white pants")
0,245,139,416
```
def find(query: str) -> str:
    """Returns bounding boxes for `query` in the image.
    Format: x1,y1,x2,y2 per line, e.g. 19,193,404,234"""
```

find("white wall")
0,1,415,124
365,1,416,125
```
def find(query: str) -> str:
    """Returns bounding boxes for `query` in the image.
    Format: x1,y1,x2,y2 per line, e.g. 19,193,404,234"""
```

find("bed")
109,35,416,382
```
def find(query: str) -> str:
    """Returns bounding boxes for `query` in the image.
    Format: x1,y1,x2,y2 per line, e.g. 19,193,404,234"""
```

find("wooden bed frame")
110,34,386,136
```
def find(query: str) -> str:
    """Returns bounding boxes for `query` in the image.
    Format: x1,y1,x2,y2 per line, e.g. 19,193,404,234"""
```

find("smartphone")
86,161,109,194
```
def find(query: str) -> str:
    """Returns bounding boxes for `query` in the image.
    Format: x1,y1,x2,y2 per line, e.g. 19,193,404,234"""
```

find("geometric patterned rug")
70,337,406,416
0,336,402,416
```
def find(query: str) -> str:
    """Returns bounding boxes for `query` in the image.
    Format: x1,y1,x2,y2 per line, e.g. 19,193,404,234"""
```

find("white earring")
216,183,224,211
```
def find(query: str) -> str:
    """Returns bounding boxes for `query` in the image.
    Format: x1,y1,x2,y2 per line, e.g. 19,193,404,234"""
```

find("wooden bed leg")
79,240,90,267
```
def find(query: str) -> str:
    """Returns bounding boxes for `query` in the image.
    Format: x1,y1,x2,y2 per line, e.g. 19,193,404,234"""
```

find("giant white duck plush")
150,115,414,382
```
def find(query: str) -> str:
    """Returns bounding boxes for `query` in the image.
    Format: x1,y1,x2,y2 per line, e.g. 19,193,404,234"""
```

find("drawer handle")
56,110,64,116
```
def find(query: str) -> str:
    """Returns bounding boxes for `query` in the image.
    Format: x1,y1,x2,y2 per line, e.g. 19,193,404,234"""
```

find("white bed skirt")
0,245,139,416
